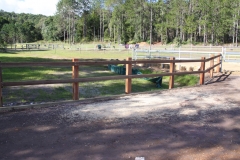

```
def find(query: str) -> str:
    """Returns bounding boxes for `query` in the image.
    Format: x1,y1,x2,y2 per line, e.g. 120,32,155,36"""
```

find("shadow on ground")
0,104,240,160
205,72,232,85
1,74,239,160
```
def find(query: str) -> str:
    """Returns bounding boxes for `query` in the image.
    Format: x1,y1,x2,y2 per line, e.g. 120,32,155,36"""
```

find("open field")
1,45,240,106
0,49,133,60
0,49,200,106
1,44,240,159
5,41,240,64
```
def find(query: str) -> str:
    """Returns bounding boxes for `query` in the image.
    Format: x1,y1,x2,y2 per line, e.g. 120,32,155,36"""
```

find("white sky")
0,0,59,16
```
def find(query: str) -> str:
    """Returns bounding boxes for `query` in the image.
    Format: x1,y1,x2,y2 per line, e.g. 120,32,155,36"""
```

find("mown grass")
0,49,132,60
0,49,199,106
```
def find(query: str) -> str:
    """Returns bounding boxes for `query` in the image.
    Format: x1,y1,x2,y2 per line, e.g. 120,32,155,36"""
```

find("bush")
0,41,7,51
180,66,186,71
173,37,181,47
161,35,168,44
80,37,91,43
175,75,198,86
189,67,194,71
128,40,136,44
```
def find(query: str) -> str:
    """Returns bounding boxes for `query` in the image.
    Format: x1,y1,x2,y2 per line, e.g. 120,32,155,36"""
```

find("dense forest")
1,0,240,47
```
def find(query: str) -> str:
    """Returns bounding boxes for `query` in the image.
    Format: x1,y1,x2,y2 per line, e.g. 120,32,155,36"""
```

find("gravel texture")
0,73,240,160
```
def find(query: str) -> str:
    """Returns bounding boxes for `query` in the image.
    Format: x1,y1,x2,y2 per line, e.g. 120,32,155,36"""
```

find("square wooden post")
125,57,132,94
200,57,206,85
210,54,214,78
0,62,2,107
72,59,79,100
216,53,221,73
169,57,175,89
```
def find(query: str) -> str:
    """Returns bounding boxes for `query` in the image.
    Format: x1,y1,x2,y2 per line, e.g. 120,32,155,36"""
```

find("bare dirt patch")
0,73,240,160
179,61,240,73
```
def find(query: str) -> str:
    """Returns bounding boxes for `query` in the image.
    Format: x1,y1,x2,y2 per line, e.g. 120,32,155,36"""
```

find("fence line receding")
0,54,222,107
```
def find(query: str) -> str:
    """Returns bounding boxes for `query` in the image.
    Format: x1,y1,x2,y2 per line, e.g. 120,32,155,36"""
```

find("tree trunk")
233,18,235,45
64,30,66,43
150,0,153,49
114,25,115,43
211,33,214,45
68,12,71,44
73,16,75,44
117,23,121,44
203,24,205,44
100,10,102,42
237,9,240,46
71,15,73,44
236,20,238,46
121,13,123,43
211,23,214,45
180,11,183,42
103,11,104,42
94,26,95,42
198,25,201,42
191,33,193,44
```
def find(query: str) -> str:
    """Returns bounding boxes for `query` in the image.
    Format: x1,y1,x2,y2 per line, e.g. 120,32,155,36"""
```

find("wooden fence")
0,54,222,107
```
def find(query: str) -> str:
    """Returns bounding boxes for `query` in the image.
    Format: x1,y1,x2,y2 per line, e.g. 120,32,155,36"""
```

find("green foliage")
0,16,9,29
1,0,240,45
139,68,198,87
139,69,153,74
175,75,199,86
0,11,45,44
128,40,136,44
173,37,181,47
0,49,201,104
41,16,60,41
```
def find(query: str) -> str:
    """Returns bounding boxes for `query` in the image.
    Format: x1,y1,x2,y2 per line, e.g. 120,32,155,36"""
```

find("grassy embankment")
0,49,198,105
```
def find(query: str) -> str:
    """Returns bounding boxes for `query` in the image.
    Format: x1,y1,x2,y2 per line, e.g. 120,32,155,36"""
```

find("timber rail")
0,54,222,107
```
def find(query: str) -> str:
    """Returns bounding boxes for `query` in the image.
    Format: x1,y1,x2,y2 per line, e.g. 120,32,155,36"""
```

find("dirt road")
1,73,240,160
178,61,240,73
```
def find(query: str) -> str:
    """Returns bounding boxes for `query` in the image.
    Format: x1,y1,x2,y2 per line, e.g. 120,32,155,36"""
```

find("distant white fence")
223,48,240,62
133,49,221,60
133,47,240,63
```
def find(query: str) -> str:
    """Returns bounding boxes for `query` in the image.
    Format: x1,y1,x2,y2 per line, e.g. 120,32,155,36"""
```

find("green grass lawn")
0,48,199,106
0,49,133,60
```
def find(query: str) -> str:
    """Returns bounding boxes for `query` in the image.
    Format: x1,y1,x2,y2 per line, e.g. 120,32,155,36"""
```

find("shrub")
180,66,186,71
189,67,194,71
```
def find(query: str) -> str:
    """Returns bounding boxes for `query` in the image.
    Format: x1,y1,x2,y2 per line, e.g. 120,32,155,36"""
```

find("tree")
0,16,9,47
41,17,60,41
56,0,92,44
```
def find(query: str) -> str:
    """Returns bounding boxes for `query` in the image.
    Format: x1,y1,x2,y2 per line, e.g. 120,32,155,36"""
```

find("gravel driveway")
1,73,240,160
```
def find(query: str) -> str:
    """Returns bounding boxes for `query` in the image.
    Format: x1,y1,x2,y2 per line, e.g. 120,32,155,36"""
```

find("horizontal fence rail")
0,58,215,67
133,49,221,60
0,54,222,107
223,51,240,62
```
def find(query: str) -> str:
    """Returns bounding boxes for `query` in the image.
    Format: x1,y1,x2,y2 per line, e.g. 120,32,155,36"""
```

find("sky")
0,0,59,16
